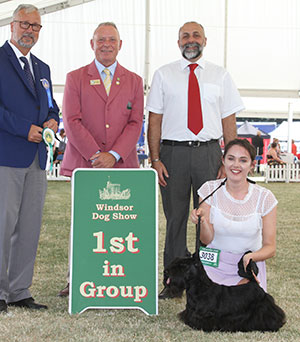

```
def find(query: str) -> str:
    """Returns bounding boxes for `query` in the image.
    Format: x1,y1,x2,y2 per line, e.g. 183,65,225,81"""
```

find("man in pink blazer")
58,22,144,297
60,22,144,177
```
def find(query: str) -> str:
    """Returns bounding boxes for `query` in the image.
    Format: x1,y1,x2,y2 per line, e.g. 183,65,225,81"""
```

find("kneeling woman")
190,139,277,291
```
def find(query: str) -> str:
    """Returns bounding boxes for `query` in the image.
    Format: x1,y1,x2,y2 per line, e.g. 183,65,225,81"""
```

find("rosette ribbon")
42,127,55,171
40,78,54,108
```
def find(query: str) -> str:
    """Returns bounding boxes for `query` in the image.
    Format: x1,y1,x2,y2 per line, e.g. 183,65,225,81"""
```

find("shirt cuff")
109,150,120,162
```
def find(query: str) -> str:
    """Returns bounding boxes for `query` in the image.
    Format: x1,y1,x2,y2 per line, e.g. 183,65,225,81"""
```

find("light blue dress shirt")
93,59,120,162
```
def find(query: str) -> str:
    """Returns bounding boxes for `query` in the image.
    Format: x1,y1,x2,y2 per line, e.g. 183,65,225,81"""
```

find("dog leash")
195,177,256,254
195,178,227,255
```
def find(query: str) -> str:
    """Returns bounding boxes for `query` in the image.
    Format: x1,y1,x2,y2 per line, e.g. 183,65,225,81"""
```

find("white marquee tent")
0,0,300,117
270,121,300,142
237,121,269,137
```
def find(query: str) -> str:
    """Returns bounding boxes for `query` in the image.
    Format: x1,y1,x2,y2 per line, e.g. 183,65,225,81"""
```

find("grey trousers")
160,141,222,271
0,154,47,302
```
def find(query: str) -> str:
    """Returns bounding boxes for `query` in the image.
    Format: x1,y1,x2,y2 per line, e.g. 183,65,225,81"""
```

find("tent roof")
237,121,270,138
0,0,94,26
270,121,300,141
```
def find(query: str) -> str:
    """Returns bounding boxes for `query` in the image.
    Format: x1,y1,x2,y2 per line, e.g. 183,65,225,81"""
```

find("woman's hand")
191,201,214,245
243,252,253,271
190,207,205,225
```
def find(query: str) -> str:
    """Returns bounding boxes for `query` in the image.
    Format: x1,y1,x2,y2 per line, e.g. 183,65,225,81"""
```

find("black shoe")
158,286,183,300
57,283,69,297
8,297,48,310
0,300,7,313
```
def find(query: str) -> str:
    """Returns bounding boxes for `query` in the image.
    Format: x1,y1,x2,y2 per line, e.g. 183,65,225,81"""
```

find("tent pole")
144,0,150,96
287,102,293,153
143,0,150,164
224,0,228,69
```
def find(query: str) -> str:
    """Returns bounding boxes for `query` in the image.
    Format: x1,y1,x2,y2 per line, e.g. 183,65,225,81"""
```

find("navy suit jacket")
0,41,59,169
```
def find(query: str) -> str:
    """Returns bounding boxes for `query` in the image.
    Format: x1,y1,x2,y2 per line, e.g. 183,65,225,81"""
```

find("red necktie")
188,64,203,135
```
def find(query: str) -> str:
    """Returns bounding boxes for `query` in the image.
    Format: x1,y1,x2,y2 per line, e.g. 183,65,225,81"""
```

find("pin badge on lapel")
90,79,101,85
116,77,120,85
127,101,132,110
40,78,53,108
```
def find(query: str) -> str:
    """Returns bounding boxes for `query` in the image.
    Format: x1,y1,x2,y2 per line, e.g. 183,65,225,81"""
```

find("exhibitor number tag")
199,247,220,267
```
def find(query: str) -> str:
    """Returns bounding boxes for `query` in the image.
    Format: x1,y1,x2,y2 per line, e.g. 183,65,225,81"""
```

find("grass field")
1,181,300,342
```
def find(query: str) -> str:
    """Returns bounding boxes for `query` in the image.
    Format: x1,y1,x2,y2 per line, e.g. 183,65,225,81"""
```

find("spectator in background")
267,142,286,166
291,139,297,156
252,130,264,174
54,128,67,163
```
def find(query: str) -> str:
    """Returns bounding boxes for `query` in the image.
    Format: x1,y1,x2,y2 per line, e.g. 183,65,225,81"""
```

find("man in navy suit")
0,4,59,313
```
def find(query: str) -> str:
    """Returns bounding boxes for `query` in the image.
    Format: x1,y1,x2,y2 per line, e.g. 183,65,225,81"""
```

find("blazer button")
36,106,40,110
105,124,110,129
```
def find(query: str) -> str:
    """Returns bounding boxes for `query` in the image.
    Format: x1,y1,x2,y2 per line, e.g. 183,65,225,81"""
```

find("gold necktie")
103,68,112,95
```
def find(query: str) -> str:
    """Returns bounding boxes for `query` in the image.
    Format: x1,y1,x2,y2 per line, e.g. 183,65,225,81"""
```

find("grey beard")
181,43,203,60
18,33,36,48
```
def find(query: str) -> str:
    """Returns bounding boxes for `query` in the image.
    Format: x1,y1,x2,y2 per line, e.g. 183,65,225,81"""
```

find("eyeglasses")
13,20,42,32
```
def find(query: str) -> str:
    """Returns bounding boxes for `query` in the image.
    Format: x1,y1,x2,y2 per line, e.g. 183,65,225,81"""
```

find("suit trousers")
160,141,222,271
0,153,47,302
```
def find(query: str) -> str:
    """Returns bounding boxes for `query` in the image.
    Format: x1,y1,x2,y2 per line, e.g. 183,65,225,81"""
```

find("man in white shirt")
146,21,244,299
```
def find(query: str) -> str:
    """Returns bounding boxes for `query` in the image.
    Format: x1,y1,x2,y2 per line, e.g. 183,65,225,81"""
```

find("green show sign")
69,169,158,315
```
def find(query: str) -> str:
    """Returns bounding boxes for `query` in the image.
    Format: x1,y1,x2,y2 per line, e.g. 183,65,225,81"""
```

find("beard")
17,33,36,49
180,42,204,60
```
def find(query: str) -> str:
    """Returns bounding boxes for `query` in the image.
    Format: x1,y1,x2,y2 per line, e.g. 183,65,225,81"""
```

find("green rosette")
42,127,55,171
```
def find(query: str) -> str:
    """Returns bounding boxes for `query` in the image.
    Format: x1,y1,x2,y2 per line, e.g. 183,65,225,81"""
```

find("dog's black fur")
164,254,286,332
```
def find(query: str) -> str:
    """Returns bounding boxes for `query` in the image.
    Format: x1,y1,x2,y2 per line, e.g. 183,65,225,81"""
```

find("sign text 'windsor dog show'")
70,169,158,315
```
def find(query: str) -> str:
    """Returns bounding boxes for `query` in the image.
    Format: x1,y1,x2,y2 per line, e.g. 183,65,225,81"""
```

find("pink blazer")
60,61,144,176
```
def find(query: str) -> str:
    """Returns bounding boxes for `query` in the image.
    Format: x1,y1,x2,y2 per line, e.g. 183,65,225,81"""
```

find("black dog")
164,254,286,332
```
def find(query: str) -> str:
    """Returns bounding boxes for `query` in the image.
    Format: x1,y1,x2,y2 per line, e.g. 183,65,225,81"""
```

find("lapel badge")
90,79,101,85
116,77,120,85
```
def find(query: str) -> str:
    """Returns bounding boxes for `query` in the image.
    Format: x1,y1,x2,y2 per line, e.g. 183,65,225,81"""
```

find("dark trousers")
159,141,222,272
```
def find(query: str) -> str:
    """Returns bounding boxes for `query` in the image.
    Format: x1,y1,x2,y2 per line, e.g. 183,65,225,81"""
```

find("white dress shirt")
146,58,245,141
8,40,35,79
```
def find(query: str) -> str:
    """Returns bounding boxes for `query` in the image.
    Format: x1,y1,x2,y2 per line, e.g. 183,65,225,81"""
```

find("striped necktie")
103,68,112,95
20,56,37,97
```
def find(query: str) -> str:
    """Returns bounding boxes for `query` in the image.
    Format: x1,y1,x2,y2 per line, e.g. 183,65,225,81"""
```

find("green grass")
1,181,300,342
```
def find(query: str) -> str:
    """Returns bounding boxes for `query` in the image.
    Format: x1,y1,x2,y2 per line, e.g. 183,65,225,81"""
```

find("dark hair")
223,138,256,161
271,142,277,148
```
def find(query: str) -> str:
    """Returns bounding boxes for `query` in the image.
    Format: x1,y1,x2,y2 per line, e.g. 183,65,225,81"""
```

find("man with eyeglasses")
0,4,59,313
